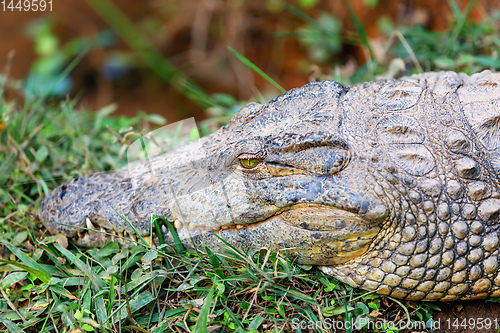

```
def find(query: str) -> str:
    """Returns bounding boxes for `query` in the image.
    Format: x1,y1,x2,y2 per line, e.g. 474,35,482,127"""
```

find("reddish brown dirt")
432,300,500,333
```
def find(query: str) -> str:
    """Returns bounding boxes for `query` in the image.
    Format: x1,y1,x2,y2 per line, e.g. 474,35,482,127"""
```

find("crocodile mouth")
70,218,153,247
71,204,381,263
271,204,377,232
167,204,381,265
170,203,380,231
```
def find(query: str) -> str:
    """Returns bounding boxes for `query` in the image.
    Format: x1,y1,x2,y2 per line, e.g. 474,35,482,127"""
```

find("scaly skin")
39,71,500,301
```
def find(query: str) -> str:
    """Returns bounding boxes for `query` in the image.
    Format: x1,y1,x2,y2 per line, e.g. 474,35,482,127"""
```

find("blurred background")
1,0,499,123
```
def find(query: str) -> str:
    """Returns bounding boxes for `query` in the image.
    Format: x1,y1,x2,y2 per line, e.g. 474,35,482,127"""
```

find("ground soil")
428,300,500,333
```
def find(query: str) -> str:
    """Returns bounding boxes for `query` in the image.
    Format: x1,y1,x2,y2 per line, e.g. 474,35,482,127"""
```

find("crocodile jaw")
162,204,381,265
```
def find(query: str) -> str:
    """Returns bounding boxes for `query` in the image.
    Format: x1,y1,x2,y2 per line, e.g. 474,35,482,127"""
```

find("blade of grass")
107,275,117,314
248,314,265,330
269,285,315,303
445,0,476,53
36,48,88,104
53,243,105,290
152,215,165,246
94,294,108,327
228,47,286,94
448,0,463,19
193,277,217,332
388,297,412,329
116,291,155,324
37,176,50,197
0,260,50,284
0,315,26,333
204,246,224,280
222,304,244,330
209,232,274,284
0,238,51,283
105,275,157,324
286,5,325,30
163,218,186,254
342,0,374,60
86,0,216,109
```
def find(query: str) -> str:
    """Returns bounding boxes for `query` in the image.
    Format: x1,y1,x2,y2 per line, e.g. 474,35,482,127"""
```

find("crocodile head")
39,81,388,265
162,81,389,265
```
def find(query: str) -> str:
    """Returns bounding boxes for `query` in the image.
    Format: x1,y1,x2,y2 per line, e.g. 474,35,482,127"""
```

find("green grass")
1,1,500,332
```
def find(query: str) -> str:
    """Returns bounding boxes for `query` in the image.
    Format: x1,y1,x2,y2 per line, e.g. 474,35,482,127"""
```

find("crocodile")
39,70,500,301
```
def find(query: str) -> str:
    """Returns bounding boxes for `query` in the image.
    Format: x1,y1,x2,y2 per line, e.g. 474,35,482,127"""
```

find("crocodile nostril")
58,185,67,201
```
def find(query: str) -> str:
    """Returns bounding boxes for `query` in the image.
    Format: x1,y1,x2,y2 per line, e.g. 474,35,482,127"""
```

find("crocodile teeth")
221,225,230,230
123,230,128,237
174,219,182,229
236,224,244,229
77,232,84,238
118,232,123,237
143,236,151,245
129,233,136,241
100,227,105,233
86,218,94,230
188,222,196,230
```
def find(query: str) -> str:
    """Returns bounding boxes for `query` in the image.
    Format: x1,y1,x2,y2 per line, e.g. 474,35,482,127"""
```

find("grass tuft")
228,47,286,94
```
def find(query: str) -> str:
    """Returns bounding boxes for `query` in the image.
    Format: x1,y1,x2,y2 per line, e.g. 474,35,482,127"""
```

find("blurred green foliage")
24,18,117,99
399,12,500,72
298,11,343,62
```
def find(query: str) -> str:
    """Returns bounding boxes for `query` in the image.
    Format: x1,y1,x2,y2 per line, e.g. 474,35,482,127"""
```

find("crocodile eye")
239,158,261,169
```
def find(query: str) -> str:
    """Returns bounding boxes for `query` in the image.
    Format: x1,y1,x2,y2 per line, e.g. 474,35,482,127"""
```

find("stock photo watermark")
1,0,52,11
291,316,500,331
